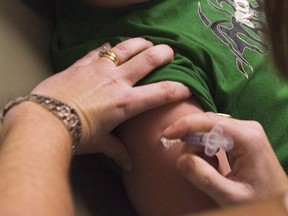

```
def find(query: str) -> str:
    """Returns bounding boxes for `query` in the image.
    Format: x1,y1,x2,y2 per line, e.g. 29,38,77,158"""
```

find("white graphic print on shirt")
198,0,267,78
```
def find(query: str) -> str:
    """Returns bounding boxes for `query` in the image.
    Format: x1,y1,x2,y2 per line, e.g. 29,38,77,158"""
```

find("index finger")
162,112,221,138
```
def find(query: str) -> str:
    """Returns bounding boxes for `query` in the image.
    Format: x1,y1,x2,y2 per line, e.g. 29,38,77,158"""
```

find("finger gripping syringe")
161,125,234,157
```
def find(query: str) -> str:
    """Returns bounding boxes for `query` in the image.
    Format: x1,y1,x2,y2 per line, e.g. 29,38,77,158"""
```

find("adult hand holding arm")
32,38,191,168
162,112,288,206
0,38,191,215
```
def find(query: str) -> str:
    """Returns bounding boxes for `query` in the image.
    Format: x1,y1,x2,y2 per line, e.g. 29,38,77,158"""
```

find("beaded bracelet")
0,94,82,154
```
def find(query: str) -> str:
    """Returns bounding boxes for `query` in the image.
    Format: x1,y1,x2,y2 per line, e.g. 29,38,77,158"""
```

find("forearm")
0,102,73,215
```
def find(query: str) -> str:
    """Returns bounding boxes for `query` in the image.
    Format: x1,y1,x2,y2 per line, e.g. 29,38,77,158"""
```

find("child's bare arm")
115,97,230,215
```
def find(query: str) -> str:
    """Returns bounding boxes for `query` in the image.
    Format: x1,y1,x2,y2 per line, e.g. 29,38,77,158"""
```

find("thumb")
97,135,132,172
177,154,250,206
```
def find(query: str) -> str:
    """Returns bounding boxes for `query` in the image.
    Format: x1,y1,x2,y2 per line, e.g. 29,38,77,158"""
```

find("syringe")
161,125,234,157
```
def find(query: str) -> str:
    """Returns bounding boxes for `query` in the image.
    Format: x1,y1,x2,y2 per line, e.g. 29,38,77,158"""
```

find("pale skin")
84,0,230,215
0,38,191,215
162,112,288,206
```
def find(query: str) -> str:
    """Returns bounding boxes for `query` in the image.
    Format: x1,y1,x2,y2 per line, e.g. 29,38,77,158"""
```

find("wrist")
0,102,74,215
1,94,82,154
1,101,72,157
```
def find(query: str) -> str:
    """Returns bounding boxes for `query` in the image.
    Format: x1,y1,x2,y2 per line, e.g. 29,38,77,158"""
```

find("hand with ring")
31,38,191,170
99,47,120,66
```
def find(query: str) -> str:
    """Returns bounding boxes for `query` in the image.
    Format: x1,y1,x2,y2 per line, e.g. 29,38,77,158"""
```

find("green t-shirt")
52,0,288,171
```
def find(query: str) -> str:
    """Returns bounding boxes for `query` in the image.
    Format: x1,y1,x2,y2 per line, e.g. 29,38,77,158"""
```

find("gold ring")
217,113,231,118
99,47,119,66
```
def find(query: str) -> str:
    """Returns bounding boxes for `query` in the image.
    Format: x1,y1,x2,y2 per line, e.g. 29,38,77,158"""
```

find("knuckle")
198,172,214,188
114,42,132,55
240,121,267,150
181,118,194,129
159,82,176,101
247,121,265,140
205,112,221,121
144,48,163,67
249,120,264,131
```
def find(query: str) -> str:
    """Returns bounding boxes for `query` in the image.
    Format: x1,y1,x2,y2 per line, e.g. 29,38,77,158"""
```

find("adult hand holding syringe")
161,112,288,206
